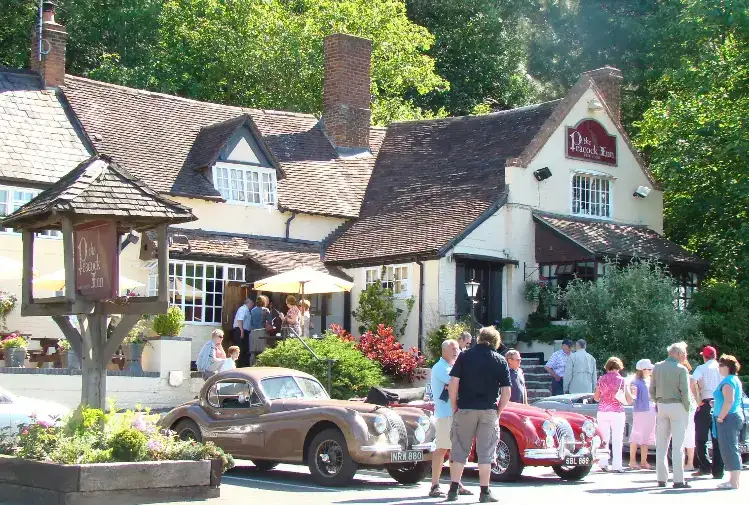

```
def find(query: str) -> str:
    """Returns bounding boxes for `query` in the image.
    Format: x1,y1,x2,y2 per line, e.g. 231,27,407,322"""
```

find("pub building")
0,3,706,365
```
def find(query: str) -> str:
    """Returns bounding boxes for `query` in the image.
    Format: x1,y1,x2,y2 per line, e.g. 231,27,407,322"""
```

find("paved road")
152,460,749,504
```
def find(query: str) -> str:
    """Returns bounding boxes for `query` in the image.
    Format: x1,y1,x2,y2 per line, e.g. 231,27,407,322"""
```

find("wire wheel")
492,439,511,474
315,439,344,477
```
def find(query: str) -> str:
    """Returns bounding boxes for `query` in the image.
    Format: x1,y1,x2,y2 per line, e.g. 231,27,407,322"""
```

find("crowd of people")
542,338,745,490
196,294,315,377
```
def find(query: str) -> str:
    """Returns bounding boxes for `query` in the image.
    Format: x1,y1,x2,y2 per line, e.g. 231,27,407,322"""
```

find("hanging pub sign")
566,119,617,166
74,220,119,300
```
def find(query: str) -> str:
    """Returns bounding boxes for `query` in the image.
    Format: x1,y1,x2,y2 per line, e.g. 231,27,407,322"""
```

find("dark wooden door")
222,281,247,337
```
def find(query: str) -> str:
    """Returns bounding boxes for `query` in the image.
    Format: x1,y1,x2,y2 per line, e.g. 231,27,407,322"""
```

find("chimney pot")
30,0,67,88
322,34,372,151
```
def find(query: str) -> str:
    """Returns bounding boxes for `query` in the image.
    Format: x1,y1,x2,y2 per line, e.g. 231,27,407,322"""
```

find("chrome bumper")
360,441,435,453
524,445,609,461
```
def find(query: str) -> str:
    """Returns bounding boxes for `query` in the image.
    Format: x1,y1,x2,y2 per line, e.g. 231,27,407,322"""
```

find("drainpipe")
417,260,425,353
284,212,297,239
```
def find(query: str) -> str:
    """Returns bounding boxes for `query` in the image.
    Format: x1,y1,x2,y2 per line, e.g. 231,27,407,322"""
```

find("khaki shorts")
450,409,499,465
435,417,452,450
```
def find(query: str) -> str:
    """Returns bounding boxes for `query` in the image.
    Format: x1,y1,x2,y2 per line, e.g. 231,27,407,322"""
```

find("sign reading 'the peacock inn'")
74,220,119,300
566,119,617,166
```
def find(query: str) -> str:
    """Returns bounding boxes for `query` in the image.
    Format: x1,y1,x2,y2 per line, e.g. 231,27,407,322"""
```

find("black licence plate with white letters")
564,455,592,466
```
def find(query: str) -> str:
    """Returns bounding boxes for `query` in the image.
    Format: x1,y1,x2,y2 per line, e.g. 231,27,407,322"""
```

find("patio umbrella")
0,256,37,280
33,269,145,292
253,267,354,296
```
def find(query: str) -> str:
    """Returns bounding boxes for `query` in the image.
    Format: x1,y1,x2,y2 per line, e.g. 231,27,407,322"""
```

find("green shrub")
66,407,108,437
109,428,147,462
258,334,385,399
518,325,569,344
499,317,516,331
563,259,703,370
16,420,61,460
152,307,185,337
425,322,469,366
689,281,749,369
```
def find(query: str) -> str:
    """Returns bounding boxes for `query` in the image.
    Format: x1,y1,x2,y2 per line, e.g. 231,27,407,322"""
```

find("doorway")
455,260,503,327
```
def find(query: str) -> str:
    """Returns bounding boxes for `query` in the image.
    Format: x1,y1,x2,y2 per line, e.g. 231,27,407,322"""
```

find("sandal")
428,485,445,498
717,482,737,490
458,486,473,496
629,463,641,470
641,463,652,470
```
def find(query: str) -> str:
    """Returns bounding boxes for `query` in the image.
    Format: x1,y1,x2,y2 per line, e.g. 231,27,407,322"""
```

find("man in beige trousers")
650,342,692,489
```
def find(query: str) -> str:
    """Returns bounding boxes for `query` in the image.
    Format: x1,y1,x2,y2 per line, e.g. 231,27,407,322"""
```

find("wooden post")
52,315,83,358
156,224,169,303
61,216,76,302
21,231,34,307
79,313,107,409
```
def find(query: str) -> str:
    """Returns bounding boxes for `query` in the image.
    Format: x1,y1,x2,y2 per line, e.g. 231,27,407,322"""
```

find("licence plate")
564,456,592,466
391,450,424,463
740,443,749,454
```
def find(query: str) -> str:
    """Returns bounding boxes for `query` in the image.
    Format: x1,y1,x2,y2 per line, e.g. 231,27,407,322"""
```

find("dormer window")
214,165,276,206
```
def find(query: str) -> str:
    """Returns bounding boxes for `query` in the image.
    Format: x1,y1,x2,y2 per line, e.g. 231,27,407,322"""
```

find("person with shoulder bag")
594,357,632,473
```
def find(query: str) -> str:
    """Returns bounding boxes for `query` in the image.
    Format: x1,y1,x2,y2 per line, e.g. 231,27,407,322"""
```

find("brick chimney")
322,34,372,151
582,67,623,122
30,1,67,88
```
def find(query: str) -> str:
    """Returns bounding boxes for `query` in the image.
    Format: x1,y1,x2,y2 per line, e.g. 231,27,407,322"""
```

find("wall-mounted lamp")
533,167,552,181
119,231,140,252
588,99,604,111
633,185,652,198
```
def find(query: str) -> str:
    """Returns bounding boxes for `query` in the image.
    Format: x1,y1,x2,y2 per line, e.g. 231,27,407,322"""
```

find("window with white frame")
213,164,276,206
149,260,245,324
0,185,61,237
571,173,611,218
364,265,410,296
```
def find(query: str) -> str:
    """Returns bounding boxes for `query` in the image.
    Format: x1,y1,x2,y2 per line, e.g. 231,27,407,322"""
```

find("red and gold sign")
566,119,617,166
74,221,119,300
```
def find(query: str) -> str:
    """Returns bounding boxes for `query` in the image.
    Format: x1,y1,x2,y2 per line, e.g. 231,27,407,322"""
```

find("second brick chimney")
30,1,67,88
322,34,372,152
582,67,623,123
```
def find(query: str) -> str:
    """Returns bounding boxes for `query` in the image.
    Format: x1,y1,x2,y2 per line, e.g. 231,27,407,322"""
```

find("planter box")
0,457,220,505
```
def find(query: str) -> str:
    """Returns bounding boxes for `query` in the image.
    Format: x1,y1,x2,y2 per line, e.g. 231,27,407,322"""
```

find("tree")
405,0,543,115
87,0,448,124
563,260,703,371
635,0,749,283
0,0,38,68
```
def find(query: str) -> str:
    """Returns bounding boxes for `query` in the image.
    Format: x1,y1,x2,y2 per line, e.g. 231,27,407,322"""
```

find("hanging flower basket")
0,292,18,330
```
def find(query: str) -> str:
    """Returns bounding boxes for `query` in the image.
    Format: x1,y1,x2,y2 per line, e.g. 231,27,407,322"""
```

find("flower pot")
4,347,26,367
60,349,82,370
122,343,145,373
502,330,518,346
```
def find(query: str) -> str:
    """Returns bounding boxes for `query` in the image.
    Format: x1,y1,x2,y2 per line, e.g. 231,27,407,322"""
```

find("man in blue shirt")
428,339,472,498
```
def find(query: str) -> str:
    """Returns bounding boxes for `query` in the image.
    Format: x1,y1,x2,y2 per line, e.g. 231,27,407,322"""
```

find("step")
520,357,541,366
520,365,547,374
523,372,551,381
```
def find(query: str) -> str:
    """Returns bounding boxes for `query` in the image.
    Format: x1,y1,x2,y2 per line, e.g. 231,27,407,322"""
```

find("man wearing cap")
545,339,573,396
691,345,722,476
564,339,597,394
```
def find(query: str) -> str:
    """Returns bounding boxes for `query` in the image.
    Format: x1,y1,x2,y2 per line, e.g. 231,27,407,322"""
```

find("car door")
203,378,269,457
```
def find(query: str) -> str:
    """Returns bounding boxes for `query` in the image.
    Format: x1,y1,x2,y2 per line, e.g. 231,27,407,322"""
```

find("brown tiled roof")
159,228,342,275
0,69,90,184
324,101,561,264
0,155,196,232
61,76,380,218
533,212,708,267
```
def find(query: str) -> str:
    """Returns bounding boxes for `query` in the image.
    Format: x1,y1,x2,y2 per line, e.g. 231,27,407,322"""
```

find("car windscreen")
261,376,328,400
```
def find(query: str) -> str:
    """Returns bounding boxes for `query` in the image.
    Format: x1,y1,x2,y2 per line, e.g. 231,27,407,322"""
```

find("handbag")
614,382,630,405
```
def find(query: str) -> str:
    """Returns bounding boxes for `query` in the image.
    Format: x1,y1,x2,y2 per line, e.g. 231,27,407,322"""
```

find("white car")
0,387,70,433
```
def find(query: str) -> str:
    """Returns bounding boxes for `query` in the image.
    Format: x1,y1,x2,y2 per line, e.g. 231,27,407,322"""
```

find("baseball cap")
636,359,654,371
562,339,574,347
701,346,717,359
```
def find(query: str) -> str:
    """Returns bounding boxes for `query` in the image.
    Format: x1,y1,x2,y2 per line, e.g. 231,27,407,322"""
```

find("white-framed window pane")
572,174,611,218
365,268,378,287
215,166,230,200
262,172,276,205
247,171,261,204
168,260,243,324
229,168,246,202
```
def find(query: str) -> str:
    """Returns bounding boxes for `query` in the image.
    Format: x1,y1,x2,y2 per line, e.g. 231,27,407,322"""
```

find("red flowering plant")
355,324,425,383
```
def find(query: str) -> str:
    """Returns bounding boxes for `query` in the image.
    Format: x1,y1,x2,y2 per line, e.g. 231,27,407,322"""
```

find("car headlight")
542,420,556,437
373,415,387,435
582,421,596,438
387,428,400,445
414,425,426,444
417,415,431,432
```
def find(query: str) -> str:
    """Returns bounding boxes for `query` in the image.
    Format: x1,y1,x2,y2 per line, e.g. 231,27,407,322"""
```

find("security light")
633,185,652,198
533,167,552,181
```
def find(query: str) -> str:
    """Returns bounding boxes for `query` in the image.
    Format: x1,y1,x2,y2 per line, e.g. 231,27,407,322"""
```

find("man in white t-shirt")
232,299,253,365
691,345,722,476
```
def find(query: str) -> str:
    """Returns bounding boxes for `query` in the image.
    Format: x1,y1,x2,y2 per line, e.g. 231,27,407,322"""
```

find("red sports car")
368,387,609,482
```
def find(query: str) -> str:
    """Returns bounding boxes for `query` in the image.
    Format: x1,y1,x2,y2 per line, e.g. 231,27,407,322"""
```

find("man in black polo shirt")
447,326,511,503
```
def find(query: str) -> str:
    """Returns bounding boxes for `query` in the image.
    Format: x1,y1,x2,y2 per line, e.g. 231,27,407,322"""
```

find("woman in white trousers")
594,357,633,472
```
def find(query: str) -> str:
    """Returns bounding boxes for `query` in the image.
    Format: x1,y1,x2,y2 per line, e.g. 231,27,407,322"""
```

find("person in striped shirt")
545,339,573,396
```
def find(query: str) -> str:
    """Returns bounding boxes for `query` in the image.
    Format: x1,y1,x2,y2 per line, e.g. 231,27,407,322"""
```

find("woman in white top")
299,299,313,337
